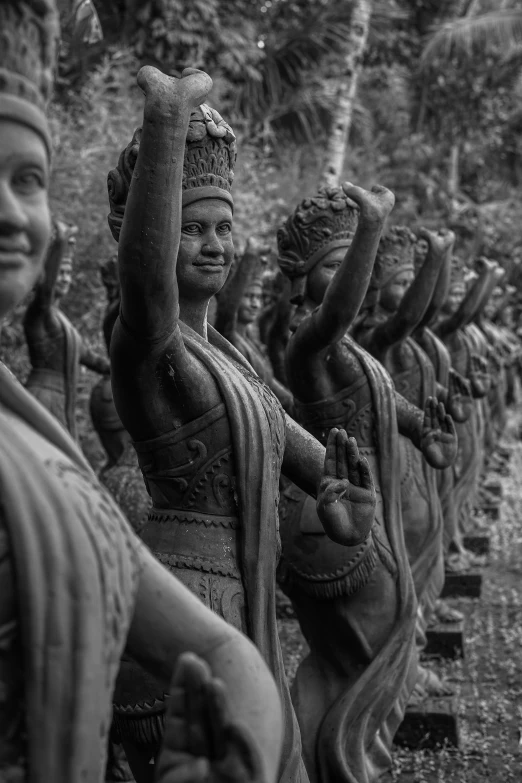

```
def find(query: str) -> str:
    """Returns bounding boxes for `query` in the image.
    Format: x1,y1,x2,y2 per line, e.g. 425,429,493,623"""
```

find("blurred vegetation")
2,0,522,463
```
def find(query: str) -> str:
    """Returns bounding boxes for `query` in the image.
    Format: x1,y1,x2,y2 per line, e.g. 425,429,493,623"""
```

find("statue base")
481,504,500,520
441,571,482,599
425,621,465,659
463,532,491,555
394,697,460,750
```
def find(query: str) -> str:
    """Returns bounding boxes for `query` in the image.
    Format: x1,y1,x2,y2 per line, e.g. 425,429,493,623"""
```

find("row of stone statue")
15,71,521,783
1,2,520,779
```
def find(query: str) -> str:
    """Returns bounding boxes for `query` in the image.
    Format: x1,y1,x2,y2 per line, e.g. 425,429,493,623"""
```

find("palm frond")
421,9,522,67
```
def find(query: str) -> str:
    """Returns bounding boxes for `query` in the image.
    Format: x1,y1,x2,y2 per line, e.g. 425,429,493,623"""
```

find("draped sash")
0,362,139,782
180,323,307,783
397,338,444,626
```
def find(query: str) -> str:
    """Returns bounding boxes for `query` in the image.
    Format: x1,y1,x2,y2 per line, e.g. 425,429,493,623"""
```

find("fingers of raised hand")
358,456,375,494
444,414,456,436
345,434,360,484
325,428,340,477
206,678,228,760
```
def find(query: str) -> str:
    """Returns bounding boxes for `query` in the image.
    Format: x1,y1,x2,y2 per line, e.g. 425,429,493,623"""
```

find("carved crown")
277,187,359,280
371,225,416,289
107,105,237,241
0,0,59,110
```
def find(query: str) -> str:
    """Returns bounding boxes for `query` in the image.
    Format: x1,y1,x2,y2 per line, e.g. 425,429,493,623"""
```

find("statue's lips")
193,261,225,271
0,251,27,268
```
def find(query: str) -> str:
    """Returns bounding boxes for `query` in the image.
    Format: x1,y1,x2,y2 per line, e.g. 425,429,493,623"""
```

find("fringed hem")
280,539,378,600
111,709,166,748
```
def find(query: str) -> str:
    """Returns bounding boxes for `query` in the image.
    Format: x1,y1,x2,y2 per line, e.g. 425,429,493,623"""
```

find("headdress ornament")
277,187,359,304
370,225,416,289
0,0,59,158
107,104,237,241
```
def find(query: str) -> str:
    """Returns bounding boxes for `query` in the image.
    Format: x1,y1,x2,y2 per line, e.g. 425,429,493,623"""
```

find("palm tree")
421,2,522,67
419,1,522,203
319,0,373,187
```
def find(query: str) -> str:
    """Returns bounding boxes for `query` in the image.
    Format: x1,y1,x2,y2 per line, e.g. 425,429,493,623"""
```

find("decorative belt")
142,507,241,579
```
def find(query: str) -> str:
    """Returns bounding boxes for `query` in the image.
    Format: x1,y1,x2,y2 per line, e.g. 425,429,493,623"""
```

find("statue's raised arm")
109,67,213,341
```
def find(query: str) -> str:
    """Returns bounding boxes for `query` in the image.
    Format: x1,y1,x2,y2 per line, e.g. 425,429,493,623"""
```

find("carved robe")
279,333,417,783
112,324,307,783
0,362,140,782
390,337,445,634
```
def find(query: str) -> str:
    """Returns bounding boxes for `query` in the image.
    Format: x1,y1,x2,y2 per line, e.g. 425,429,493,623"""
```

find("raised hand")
469,353,490,398
418,227,455,258
341,182,395,225
317,428,376,546
420,397,458,469
446,369,473,423
475,257,497,276
138,65,213,120
156,653,265,783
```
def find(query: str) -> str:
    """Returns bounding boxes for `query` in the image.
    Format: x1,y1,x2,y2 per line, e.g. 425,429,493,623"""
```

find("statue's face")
414,238,429,267
178,199,234,300
379,268,415,313
443,283,466,315
0,120,51,320
55,259,73,299
238,282,263,325
306,245,346,305
484,287,503,320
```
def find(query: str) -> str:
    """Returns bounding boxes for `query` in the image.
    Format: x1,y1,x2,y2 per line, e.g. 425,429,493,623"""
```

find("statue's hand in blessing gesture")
469,353,491,398
156,653,265,783
447,369,473,423
420,397,457,469
317,429,376,546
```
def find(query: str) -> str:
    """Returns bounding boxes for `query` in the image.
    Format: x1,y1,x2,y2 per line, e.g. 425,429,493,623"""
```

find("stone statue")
476,278,511,452
434,256,498,542
276,185,417,783
215,238,293,412
24,220,110,439
411,231,471,616
107,67,377,783
0,5,284,782
465,266,506,478
89,256,131,471
354,225,458,695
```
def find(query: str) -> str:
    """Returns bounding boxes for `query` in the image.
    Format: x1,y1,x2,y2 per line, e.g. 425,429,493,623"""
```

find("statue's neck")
235,319,250,338
179,299,209,339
